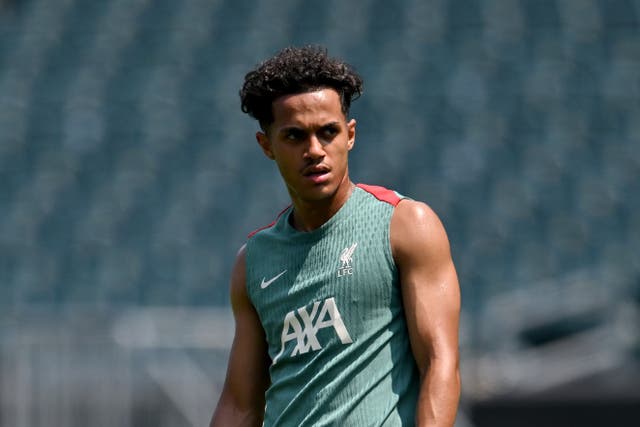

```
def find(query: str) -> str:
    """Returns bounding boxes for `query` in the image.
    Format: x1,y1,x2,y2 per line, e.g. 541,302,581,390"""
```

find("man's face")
257,88,356,205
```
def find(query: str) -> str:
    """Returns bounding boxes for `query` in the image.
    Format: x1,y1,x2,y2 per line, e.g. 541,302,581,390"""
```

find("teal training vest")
246,184,420,426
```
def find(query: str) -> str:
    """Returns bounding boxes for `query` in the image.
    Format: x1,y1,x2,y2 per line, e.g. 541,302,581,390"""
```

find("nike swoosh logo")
260,270,287,289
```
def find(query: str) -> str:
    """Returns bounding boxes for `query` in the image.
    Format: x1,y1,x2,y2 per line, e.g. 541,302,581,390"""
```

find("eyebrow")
321,122,341,129
278,121,341,134
278,126,306,136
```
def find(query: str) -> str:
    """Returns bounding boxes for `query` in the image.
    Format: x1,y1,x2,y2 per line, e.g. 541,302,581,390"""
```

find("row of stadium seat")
0,0,638,314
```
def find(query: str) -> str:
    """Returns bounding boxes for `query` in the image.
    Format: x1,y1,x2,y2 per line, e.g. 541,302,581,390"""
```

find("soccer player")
210,46,460,426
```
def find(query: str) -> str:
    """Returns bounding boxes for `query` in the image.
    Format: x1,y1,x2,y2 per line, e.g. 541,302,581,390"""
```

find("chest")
252,227,399,352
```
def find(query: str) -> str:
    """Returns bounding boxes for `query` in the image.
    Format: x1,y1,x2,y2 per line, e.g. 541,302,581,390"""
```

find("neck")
290,179,355,232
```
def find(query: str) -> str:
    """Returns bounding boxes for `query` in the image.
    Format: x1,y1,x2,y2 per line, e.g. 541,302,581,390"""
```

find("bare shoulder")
229,244,249,308
392,199,443,229
390,199,451,262
232,243,247,268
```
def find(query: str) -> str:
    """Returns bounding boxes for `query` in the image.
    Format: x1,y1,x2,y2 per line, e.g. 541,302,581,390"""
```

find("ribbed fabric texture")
246,185,420,426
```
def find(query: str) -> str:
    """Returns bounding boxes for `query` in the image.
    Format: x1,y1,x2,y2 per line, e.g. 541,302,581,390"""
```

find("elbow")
421,352,460,391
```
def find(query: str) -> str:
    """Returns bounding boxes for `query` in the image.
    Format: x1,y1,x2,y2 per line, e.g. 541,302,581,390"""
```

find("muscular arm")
391,200,461,427
210,245,271,427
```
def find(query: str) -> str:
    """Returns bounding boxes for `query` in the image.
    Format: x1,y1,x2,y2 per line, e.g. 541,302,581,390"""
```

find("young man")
211,46,460,426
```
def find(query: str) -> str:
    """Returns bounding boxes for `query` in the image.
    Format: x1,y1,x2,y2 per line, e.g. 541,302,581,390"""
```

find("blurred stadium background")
0,0,638,426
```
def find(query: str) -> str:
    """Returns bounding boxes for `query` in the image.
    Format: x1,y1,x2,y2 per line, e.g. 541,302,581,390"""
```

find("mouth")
302,165,331,183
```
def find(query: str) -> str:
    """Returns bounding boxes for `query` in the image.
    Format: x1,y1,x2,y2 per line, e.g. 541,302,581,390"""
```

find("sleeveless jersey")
245,184,420,426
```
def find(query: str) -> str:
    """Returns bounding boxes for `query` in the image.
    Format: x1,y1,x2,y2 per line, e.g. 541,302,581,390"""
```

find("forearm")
210,392,264,427
415,360,460,427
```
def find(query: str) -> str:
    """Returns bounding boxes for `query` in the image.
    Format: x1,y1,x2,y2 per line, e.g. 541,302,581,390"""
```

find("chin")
295,182,338,202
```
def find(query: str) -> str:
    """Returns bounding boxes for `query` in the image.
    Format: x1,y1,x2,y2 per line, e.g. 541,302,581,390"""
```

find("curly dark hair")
240,45,363,129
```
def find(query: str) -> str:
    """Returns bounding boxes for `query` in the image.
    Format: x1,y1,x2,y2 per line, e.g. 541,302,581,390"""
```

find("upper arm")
211,245,270,426
391,200,460,376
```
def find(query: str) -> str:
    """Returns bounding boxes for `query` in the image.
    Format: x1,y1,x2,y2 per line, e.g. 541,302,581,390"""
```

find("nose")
304,135,325,160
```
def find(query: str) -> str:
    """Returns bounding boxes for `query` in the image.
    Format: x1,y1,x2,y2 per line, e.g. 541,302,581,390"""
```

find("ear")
256,131,275,160
347,119,356,151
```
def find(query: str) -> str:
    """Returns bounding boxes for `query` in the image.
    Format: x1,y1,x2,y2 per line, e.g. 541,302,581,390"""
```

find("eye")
285,129,305,141
320,125,339,139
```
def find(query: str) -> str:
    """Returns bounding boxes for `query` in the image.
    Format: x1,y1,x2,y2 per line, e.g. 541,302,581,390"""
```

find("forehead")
271,88,344,126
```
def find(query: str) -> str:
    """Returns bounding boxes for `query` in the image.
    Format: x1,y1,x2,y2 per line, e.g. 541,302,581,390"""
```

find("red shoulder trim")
356,183,402,206
247,205,291,238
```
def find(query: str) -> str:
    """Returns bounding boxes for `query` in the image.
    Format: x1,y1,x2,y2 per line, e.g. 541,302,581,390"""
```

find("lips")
302,165,330,177
302,165,331,183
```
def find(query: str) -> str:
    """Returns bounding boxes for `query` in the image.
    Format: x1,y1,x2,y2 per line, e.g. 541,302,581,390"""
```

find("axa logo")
273,297,352,364
337,242,358,277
